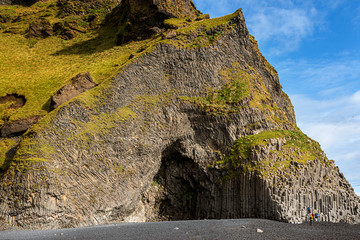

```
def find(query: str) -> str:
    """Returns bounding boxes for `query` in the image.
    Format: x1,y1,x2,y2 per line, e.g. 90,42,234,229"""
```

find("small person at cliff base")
307,206,311,214
315,213,320,222
309,215,314,225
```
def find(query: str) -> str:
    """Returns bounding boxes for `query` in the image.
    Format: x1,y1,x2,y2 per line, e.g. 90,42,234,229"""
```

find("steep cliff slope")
0,0,359,230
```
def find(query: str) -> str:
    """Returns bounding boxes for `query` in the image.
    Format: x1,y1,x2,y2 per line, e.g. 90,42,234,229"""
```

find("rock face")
0,94,26,110
1,116,42,137
27,19,54,38
49,72,97,110
0,94,34,137
0,3,359,230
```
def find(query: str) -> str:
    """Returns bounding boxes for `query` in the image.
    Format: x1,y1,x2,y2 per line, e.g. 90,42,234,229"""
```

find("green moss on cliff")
2,133,55,174
178,62,288,124
14,134,56,161
216,129,326,179
179,62,251,115
70,106,137,149
164,10,239,48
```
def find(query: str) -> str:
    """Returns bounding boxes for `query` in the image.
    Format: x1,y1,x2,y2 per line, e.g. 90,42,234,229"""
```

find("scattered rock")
150,26,163,34
164,30,177,39
50,72,97,110
52,22,76,40
0,115,42,137
0,93,26,109
27,19,53,38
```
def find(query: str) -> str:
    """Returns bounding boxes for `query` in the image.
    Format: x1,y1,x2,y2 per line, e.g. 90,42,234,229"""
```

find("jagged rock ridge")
0,0,359,230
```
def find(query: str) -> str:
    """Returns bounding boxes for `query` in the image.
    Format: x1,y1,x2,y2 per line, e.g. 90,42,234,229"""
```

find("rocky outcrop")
152,0,200,19
0,94,26,110
0,94,34,137
0,116,42,137
49,72,97,110
27,19,54,38
108,0,201,44
0,3,359,231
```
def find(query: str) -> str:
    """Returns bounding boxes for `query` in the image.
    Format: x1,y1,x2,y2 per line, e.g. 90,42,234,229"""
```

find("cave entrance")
154,142,213,220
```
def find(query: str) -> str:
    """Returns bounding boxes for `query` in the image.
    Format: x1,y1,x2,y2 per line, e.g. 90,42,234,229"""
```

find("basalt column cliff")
0,0,359,230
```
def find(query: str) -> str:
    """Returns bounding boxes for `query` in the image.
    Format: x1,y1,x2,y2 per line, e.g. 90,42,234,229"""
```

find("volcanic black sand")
1,219,359,240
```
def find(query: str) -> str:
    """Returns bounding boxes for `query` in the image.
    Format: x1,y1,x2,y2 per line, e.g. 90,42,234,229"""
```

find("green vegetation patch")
179,63,251,115
14,134,56,161
2,133,55,174
178,61,286,119
214,129,326,179
71,106,137,148
164,10,239,48
67,90,175,150
164,16,192,29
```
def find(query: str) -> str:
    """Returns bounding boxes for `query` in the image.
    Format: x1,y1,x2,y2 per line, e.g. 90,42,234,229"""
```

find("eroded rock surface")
0,116,42,137
50,72,97,110
0,4,359,230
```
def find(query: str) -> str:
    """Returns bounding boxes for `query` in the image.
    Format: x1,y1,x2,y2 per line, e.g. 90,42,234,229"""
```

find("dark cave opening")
151,143,275,221
154,143,213,220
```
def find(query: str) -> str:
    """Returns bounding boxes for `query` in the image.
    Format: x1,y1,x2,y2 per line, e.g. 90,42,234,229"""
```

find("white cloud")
246,7,315,53
237,0,320,54
278,58,360,99
290,92,360,195
193,0,330,54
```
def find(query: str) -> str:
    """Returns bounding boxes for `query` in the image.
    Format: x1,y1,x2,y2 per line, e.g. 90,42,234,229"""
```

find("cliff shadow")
150,141,280,221
53,26,118,56
0,143,18,174
153,141,214,220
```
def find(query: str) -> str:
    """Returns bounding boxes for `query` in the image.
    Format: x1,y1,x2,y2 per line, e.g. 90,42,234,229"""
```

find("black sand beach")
1,219,359,240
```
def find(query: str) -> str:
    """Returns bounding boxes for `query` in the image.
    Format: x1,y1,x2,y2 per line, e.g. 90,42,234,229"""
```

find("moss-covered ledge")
212,129,329,179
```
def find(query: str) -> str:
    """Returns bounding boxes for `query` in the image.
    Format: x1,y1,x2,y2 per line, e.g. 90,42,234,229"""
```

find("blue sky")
193,0,360,195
